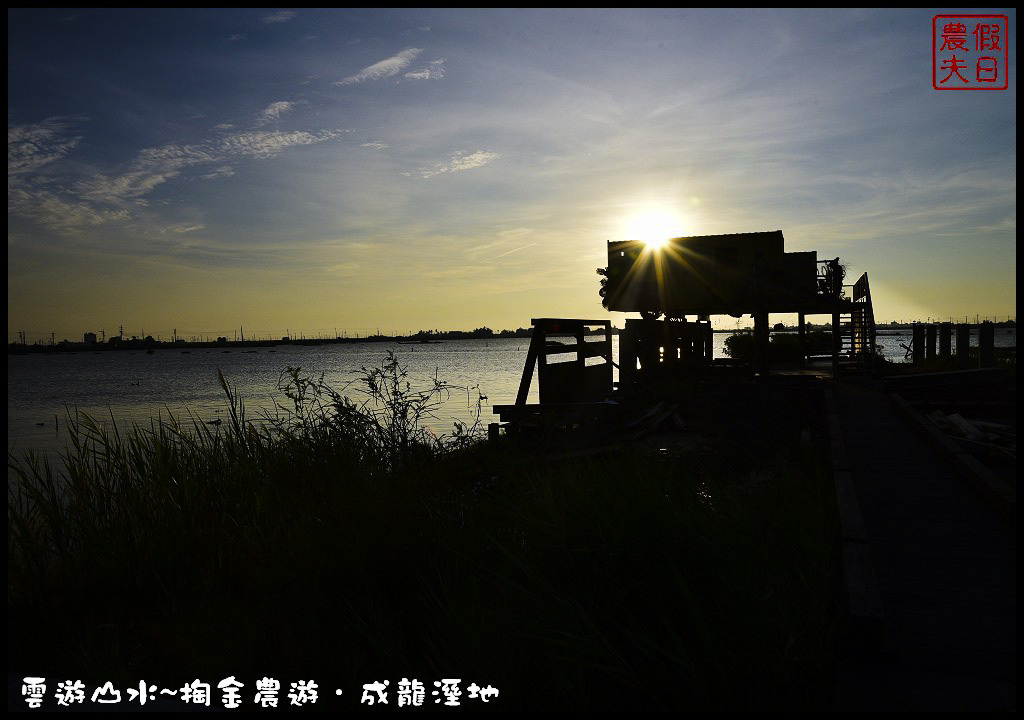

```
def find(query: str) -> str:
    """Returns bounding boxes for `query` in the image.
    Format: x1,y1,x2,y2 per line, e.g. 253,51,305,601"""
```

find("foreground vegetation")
724,330,833,363
9,355,838,710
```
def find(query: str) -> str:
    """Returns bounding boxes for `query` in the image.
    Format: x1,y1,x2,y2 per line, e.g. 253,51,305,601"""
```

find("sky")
7,9,1017,342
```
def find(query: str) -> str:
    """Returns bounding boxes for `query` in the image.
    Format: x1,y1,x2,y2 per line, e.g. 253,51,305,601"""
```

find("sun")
623,209,684,250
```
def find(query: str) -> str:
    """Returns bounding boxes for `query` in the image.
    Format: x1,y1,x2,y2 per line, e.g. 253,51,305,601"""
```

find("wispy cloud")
481,243,537,262
405,59,445,81
262,10,295,25
325,262,361,276
199,165,235,180
77,129,345,203
8,116,87,177
336,48,422,85
6,117,120,235
216,129,342,159
360,142,389,150
165,224,205,234
9,118,345,235
411,150,500,179
255,101,296,126
8,187,129,234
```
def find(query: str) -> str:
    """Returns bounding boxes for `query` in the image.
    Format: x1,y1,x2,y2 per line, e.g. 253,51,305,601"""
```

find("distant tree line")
408,327,533,341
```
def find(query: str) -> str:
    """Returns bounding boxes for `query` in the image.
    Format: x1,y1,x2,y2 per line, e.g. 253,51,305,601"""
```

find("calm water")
8,338,537,458
7,329,1015,457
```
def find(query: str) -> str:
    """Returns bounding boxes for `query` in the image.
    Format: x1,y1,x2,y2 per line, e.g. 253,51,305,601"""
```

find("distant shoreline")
7,321,1015,354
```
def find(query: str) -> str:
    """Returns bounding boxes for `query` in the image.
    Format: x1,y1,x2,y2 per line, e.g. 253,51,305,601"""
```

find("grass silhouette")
9,353,838,710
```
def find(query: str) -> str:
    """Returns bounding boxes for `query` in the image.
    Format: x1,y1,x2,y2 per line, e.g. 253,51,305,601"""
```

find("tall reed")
9,354,837,710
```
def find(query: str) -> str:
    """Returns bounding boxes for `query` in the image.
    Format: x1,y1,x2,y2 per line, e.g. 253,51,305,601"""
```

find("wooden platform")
829,377,1016,711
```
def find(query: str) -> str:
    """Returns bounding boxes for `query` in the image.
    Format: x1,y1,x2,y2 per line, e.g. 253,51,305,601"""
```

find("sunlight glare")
623,209,685,251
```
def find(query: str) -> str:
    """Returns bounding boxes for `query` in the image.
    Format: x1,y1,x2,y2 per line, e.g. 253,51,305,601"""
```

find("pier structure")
491,230,1015,712
494,230,878,433
909,320,1001,369
602,231,876,379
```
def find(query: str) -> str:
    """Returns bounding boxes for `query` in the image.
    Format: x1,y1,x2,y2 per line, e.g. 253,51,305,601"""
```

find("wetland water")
8,329,1014,457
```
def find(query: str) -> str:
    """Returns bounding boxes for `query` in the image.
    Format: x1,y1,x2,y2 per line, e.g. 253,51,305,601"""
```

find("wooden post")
938,322,952,363
956,323,971,370
602,321,613,391
620,320,638,387
755,310,770,376
698,314,713,363
925,324,937,361
576,324,585,372
798,312,807,368
673,318,685,378
659,319,674,380
912,323,924,366
979,321,995,368
832,311,842,376
636,319,656,382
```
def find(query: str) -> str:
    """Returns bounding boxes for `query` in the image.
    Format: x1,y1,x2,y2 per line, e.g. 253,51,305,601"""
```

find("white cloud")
78,170,175,202
415,150,500,179
6,117,122,235
262,10,295,24
255,101,296,126
8,116,86,177
215,129,342,159
200,165,235,180
360,142,389,150
7,124,345,235
78,129,343,203
8,187,129,234
227,33,245,41
405,59,445,81
336,48,422,85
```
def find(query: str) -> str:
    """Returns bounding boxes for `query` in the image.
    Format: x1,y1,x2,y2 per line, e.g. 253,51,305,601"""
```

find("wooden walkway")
830,377,1016,711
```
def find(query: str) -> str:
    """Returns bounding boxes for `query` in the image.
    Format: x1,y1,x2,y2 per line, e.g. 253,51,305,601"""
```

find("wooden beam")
543,343,611,359
515,330,544,406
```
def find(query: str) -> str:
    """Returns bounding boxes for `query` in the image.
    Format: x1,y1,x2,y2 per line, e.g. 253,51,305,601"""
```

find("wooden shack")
492,230,877,436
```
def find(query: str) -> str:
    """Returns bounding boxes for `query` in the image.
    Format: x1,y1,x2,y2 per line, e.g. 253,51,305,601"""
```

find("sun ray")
622,209,686,251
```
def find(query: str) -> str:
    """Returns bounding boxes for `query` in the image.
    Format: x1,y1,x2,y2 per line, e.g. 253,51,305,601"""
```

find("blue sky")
8,9,1017,341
